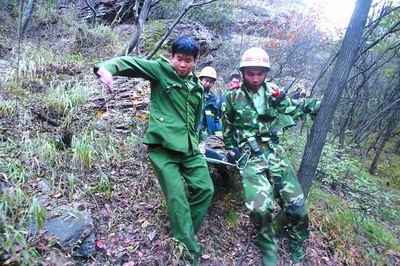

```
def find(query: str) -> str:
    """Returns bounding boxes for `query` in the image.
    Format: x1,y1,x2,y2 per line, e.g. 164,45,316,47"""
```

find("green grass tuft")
46,82,92,116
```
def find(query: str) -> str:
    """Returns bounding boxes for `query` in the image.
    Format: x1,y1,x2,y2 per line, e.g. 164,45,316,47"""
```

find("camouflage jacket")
222,82,320,150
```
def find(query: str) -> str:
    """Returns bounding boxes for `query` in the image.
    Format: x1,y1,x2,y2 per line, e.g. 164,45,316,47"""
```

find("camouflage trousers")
239,141,309,265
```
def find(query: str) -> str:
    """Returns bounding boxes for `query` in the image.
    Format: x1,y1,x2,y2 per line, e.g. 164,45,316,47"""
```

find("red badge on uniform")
272,87,280,98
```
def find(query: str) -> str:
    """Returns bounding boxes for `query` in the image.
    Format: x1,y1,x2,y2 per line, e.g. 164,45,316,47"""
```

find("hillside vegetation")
0,1,399,265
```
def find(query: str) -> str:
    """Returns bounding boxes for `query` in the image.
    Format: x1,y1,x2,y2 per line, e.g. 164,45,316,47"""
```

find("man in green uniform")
198,66,222,140
222,47,320,265
94,36,214,264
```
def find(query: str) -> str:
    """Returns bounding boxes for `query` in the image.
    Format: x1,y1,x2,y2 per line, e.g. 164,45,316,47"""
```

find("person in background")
291,87,303,99
216,73,241,134
227,73,241,91
198,66,222,140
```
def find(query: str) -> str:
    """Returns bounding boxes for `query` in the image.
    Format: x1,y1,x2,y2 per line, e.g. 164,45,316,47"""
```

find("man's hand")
226,147,241,164
97,67,113,92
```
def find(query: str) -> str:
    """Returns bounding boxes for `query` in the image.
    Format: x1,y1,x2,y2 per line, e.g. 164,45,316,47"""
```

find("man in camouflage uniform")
222,47,320,265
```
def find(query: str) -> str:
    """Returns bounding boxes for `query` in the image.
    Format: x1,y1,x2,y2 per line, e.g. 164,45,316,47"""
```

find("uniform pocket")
163,82,182,95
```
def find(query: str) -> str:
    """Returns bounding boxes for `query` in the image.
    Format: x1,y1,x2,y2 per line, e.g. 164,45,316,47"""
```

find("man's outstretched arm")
96,67,114,92
94,56,160,85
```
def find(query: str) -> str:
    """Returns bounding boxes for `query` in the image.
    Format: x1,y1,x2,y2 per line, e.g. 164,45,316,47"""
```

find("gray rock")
76,0,133,22
38,179,52,193
0,181,7,191
30,204,96,257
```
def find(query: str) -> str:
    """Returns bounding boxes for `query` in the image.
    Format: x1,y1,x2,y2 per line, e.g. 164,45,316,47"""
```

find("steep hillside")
0,1,399,265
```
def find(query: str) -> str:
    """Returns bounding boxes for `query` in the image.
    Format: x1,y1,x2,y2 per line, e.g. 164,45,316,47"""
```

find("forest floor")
1,7,399,266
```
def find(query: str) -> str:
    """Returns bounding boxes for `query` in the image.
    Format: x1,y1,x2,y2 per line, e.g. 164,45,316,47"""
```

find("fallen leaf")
147,230,156,241
108,233,118,243
96,240,106,249
201,254,211,259
132,228,141,234
96,110,104,117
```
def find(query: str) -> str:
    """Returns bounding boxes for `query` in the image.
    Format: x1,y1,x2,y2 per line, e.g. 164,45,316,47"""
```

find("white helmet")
239,47,270,70
199,66,217,80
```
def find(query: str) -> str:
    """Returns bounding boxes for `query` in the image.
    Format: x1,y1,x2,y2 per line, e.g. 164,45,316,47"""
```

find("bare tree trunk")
20,0,36,36
111,0,130,27
297,0,373,199
369,111,399,174
338,79,364,150
352,88,371,144
352,96,400,145
16,0,24,88
116,0,152,56
357,140,369,174
366,127,383,156
146,0,217,59
395,138,400,155
84,0,97,27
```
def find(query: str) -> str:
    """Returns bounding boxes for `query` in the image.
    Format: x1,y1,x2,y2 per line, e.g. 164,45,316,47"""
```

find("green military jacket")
222,82,320,150
94,55,204,153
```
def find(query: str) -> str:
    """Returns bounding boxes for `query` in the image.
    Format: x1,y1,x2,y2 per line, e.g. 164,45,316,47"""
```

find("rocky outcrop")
30,203,96,257
114,19,222,67
76,0,134,22
172,20,222,66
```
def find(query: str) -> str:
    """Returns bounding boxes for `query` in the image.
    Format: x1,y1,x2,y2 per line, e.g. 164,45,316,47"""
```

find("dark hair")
171,36,199,59
230,74,241,81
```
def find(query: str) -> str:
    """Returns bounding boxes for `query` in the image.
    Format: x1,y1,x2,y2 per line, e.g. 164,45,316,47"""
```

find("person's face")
243,67,268,90
170,53,196,77
228,78,241,90
201,77,215,90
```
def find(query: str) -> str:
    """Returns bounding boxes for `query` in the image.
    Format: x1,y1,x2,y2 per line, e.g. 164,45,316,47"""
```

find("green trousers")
239,142,309,265
148,146,214,258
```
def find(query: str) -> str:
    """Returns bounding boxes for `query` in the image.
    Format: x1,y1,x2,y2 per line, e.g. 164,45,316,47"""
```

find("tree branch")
146,0,217,59
21,0,37,37
84,0,97,27
361,19,400,55
116,0,153,56
111,0,130,27
309,47,340,96
297,0,373,198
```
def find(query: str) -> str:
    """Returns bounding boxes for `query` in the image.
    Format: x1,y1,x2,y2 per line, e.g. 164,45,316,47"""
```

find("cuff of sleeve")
93,66,100,77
